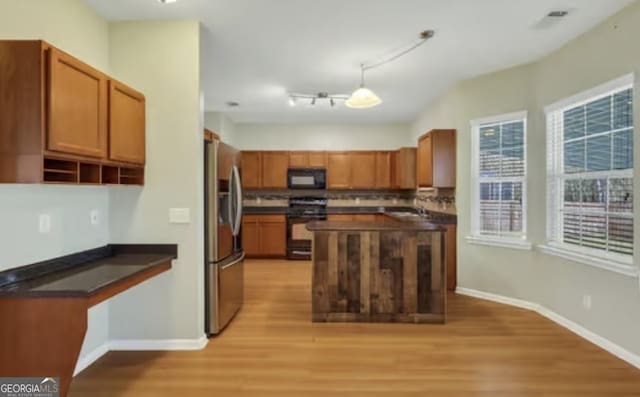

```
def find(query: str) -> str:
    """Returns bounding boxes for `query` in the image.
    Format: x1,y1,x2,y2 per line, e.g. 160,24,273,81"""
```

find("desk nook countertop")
0,244,177,397
307,217,447,324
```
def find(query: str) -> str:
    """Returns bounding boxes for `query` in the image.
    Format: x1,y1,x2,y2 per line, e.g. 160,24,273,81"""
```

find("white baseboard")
456,287,640,370
74,343,110,376
455,287,539,311
73,335,209,376
109,334,209,351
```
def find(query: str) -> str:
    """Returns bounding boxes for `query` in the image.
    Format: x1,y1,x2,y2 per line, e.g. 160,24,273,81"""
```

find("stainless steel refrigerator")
205,139,244,336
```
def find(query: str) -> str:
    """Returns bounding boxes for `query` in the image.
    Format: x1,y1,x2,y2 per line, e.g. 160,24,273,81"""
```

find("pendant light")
345,64,382,109
346,30,435,110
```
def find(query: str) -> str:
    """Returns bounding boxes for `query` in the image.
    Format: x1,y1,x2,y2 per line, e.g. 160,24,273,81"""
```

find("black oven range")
286,197,327,260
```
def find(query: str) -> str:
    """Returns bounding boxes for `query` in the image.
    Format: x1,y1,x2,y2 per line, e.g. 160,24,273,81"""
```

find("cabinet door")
432,130,456,188
289,151,309,168
445,224,457,291
327,152,351,189
350,152,376,189
375,151,392,189
261,151,289,188
396,148,417,189
308,152,327,168
417,134,433,187
242,216,261,257
108,80,145,164
47,48,107,158
259,216,287,256
241,152,262,188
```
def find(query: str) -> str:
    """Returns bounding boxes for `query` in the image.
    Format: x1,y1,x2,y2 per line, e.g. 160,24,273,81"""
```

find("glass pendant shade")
345,86,382,109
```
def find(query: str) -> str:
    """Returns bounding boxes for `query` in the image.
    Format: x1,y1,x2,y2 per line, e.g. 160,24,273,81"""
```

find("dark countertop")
244,205,457,225
244,206,289,214
306,219,445,232
0,244,177,298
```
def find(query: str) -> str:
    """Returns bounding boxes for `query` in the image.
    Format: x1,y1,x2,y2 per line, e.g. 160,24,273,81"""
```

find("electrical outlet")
39,214,51,234
393,198,398,205
355,197,361,204
90,210,99,226
582,294,592,310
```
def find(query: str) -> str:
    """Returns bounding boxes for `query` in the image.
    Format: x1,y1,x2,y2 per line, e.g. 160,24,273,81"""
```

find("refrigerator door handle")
231,165,243,237
228,167,235,237
221,252,245,270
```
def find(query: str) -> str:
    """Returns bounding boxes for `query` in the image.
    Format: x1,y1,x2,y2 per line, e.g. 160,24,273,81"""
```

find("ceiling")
87,0,633,124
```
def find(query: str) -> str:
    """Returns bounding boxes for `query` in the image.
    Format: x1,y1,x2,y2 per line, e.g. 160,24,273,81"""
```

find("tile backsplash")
244,189,456,214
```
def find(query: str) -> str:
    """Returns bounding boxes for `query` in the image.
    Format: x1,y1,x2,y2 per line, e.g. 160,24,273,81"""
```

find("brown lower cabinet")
242,214,287,258
444,224,457,291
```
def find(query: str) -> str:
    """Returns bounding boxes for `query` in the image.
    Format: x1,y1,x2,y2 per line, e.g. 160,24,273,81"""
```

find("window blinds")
546,81,634,257
475,118,526,238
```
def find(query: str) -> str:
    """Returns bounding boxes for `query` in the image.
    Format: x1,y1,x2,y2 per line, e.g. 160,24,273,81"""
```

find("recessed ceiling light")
158,0,178,4
547,10,569,18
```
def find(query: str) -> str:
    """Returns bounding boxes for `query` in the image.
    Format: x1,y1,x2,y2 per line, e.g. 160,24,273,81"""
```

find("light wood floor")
70,260,640,397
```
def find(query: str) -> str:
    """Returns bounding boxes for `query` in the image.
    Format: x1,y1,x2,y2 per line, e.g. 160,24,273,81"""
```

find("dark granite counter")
244,205,457,224
0,244,177,298
243,206,289,214
307,220,444,232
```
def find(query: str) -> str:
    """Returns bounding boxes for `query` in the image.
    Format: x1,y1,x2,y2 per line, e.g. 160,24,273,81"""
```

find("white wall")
234,123,412,150
107,21,205,342
412,2,640,356
0,0,111,368
204,111,236,145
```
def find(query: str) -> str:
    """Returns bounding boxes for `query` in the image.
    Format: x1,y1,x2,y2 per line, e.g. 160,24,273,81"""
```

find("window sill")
465,235,533,251
537,243,638,278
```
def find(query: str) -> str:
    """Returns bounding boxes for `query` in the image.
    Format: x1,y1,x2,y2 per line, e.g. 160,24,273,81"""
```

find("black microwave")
288,169,326,190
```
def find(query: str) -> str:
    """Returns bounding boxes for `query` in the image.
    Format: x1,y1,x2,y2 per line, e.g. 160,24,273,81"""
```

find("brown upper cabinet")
327,152,352,189
375,151,392,189
0,40,146,185
349,151,376,189
288,151,327,168
109,80,146,165
48,47,108,159
261,151,288,189
241,149,417,190
417,129,456,188
241,151,262,189
391,148,417,189
241,151,288,189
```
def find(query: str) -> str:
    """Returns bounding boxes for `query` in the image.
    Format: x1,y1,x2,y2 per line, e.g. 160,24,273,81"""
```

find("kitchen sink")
387,212,430,221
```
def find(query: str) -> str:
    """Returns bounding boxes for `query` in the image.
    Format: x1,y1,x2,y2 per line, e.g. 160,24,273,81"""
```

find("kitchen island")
306,217,446,324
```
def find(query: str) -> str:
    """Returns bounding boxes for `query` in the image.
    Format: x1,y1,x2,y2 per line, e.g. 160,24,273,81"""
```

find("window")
546,75,634,265
470,112,527,244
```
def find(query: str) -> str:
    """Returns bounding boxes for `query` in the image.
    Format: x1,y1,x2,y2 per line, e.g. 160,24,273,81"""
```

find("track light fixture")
288,92,349,108
286,30,434,110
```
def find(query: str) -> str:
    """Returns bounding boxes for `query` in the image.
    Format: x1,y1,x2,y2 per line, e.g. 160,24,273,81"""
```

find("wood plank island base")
307,220,446,323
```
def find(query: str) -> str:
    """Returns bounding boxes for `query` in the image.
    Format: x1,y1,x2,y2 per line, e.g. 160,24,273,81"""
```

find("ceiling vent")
533,9,572,30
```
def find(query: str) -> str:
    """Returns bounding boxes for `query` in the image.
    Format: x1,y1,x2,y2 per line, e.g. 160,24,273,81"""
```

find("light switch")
169,208,191,224
39,214,51,234
90,210,100,226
